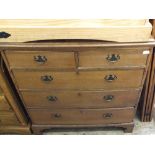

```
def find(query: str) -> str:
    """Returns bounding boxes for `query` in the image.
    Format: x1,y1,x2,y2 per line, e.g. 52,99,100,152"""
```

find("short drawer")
79,48,149,68
5,50,75,69
21,89,140,109
13,69,144,90
28,108,135,125
0,95,12,111
0,112,19,125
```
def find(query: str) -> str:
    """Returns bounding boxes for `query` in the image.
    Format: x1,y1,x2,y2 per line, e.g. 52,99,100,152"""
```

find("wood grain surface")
0,112,20,125
0,19,152,42
28,107,135,125
12,69,144,90
0,95,12,111
21,89,140,109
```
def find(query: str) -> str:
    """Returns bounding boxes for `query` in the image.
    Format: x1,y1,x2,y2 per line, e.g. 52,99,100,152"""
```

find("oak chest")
0,55,31,134
0,19,154,134
1,41,153,134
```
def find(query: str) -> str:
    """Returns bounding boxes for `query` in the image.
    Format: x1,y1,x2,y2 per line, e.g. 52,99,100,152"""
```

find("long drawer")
0,112,19,125
28,108,135,125
4,48,149,69
0,95,12,111
21,89,140,109
13,69,144,90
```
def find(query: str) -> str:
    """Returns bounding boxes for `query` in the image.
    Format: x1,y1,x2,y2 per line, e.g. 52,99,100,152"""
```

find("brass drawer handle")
104,74,117,82
53,113,62,118
103,113,113,119
106,54,120,62
47,96,58,102
34,55,47,64
41,75,53,82
0,31,11,38
103,95,114,102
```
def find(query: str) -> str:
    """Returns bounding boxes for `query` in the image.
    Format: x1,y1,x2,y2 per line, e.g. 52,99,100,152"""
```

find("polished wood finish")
140,48,155,121
0,112,20,125
28,107,134,125
21,89,140,109
12,69,144,90
0,124,31,134
0,19,147,27
32,122,134,134
0,54,31,134
79,48,148,68
5,50,75,69
0,19,152,42
151,19,155,38
0,60,27,125
0,41,155,49
139,20,155,122
1,40,154,134
0,19,154,134
0,95,12,111
4,48,149,69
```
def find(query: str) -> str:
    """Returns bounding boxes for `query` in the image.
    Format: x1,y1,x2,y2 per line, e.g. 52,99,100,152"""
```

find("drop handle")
34,55,47,64
104,74,117,82
104,95,114,102
41,75,53,82
103,113,113,119
0,32,11,38
53,113,62,118
47,96,58,102
106,54,120,62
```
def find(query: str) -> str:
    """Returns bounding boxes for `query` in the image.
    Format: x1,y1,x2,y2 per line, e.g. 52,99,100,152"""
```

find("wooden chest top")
0,19,152,42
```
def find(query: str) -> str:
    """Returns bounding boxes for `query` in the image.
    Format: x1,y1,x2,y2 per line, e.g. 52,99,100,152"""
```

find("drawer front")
21,90,140,108
0,88,3,94
79,48,149,68
0,96,12,111
0,112,19,125
28,108,135,125
13,70,144,90
5,51,75,69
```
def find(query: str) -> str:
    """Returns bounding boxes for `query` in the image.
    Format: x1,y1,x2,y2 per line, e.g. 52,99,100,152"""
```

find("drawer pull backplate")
0,32,11,38
103,113,113,118
47,96,58,102
52,113,62,118
106,54,120,62
41,75,53,82
34,55,47,64
104,74,117,82
103,95,114,102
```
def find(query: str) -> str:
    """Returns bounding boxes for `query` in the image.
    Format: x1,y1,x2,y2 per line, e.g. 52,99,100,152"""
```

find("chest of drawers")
0,55,31,134
139,20,155,122
0,95,12,111
0,41,154,134
0,92,19,125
